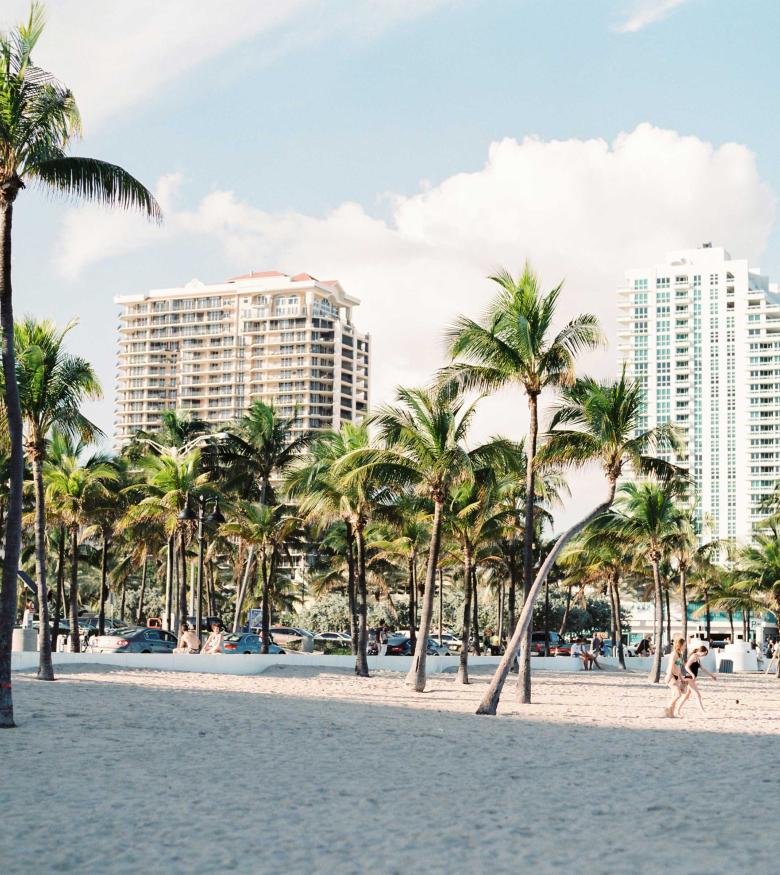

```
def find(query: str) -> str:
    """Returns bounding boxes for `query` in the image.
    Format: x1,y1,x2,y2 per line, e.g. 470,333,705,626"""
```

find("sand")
1,664,778,874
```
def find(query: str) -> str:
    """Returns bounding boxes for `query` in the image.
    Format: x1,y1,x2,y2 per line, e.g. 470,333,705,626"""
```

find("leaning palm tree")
476,370,680,714
443,263,604,702
12,317,101,678
44,449,117,652
0,4,160,726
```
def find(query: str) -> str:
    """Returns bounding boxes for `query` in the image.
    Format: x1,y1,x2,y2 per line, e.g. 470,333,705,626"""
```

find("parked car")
91,627,177,653
221,633,285,654
315,631,351,643
268,626,315,647
433,632,461,653
530,631,564,655
382,635,450,656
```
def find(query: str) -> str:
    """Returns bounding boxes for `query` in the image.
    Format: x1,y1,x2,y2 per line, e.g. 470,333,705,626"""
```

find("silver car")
91,627,177,653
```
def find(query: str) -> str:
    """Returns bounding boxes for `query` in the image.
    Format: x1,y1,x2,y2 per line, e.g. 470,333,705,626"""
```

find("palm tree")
0,4,160,726
12,317,101,677
342,384,502,692
44,450,117,652
288,422,378,676
613,479,685,683
443,263,604,702
476,370,679,714
220,501,301,651
123,448,208,632
736,525,780,676
218,400,310,503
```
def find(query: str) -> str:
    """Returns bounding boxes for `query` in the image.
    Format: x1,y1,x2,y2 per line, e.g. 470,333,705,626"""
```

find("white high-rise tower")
618,245,780,544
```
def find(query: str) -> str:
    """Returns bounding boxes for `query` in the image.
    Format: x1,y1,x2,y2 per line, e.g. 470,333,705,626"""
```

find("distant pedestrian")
635,635,652,657
22,600,34,629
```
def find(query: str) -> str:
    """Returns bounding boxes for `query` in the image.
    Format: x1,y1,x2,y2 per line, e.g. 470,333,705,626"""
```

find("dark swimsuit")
686,658,700,678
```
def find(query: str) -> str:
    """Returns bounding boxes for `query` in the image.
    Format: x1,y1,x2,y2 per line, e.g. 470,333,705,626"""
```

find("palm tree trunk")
704,586,711,640
69,527,80,653
164,535,173,630
0,187,24,727
472,567,481,656
97,532,109,636
664,584,671,644
518,391,539,704
477,478,617,716
260,550,270,654
559,582,573,637
355,523,369,678
119,577,126,622
233,545,255,632
136,559,147,625
680,567,688,642
728,610,734,641
457,546,473,684
649,557,664,683
497,579,504,644
51,527,66,653
507,557,517,646
407,554,416,651
608,576,618,658
614,575,626,670
178,532,187,632
406,498,444,692
345,521,358,656
30,449,54,680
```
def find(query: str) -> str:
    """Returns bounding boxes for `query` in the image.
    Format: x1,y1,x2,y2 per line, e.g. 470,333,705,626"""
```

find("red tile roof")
290,272,316,282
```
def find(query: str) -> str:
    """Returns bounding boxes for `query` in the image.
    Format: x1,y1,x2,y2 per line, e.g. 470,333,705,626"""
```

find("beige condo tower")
114,270,370,444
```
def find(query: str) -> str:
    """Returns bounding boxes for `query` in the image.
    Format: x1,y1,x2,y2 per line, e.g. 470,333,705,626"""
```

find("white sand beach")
1,665,778,874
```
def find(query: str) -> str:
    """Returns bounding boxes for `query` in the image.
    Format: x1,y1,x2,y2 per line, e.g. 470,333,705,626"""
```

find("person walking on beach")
202,622,223,654
664,637,687,717
176,622,201,654
677,646,717,715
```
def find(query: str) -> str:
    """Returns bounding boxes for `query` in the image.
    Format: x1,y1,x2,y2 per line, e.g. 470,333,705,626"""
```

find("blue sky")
5,0,780,467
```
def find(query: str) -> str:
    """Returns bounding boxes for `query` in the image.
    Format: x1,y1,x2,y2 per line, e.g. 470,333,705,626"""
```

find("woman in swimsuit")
677,646,717,715
664,637,687,718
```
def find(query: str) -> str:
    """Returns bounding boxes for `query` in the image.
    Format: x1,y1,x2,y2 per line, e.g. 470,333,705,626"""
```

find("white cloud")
614,0,689,33
0,0,454,128
55,123,776,522
57,122,775,430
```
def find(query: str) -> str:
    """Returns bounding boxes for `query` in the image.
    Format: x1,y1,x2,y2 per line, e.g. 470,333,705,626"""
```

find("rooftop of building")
115,271,359,307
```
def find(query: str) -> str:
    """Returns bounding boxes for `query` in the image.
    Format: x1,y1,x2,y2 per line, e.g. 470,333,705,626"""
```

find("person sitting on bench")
571,638,592,669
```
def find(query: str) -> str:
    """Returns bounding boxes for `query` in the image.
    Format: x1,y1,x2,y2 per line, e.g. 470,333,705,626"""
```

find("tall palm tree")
44,450,117,652
343,384,504,692
613,479,686,683
0,4,160,726
736,525,780,676
220,501,301,652
12,317,101,677
476,370,679,714
288,422,378,676
443,263,604,703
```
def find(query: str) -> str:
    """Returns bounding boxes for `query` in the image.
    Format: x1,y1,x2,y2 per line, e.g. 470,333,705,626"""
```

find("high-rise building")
618,245,780,544
114,270,370,445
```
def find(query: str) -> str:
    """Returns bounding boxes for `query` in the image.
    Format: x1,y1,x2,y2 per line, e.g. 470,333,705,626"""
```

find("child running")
677,646,717,715
664,637,687,718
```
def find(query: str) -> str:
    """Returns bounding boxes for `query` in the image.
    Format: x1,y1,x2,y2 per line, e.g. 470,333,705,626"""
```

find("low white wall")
11,651,761,676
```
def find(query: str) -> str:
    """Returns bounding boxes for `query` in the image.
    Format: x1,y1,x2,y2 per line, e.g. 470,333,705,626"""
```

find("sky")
3,0,780,521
